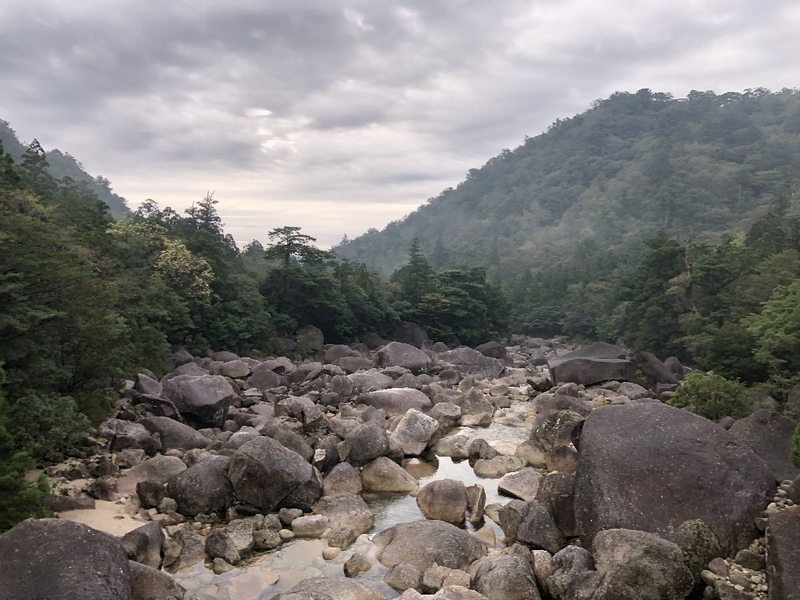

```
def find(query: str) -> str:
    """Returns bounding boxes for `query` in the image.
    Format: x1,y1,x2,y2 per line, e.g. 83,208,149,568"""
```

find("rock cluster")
4,330,800,600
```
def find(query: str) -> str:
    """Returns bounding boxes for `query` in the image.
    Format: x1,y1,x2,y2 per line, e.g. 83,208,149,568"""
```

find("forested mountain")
0,120,129,217
335,88,800,281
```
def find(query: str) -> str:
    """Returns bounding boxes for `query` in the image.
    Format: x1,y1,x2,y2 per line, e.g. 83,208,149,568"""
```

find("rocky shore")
1,330,799,600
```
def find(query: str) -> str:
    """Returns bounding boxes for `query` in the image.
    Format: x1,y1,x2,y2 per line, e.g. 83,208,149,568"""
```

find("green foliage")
792,422,800,468
8,392,91,463
748,279,800,374
668,372,753,421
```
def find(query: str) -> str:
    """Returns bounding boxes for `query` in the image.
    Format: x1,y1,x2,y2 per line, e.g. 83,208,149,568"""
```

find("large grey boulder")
633,351,680,385
345,420,390,466
313,494,374,536
390,409,440,456
247,362,285,391
360,457,418,493
100,418,159,456
471,554,541,600
324,344,361,363
729,409,800,482
349,370,394,392
140,416,210,452
548,342,632,386
357,388,433,416
435,347,504,380
128,561,187,600
574,402,776,553
416,479,469,525
296,324,324,350
0,519,132,600
228,437,323,512
270,576,386,600
766,508,800,600
373,520,488,571
393,321,430,348
498,467,543,501
162,373,235,427
378,342,433,374
120,521,164,569
166,455,233,517
117,454,188,496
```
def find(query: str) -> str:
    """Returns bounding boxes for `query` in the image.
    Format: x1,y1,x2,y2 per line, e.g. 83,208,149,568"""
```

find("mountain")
0,120,129,218
334,88,800,281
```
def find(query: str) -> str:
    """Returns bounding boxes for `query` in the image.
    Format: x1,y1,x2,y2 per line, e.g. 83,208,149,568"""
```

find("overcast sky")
1,0,798,248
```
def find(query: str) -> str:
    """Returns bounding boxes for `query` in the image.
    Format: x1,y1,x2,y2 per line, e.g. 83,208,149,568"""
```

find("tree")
264,226,331,268
390,239,434,308
185,191,222,233
668,372,753,421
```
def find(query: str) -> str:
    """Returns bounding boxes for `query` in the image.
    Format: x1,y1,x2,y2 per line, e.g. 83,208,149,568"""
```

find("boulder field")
3,332,800,600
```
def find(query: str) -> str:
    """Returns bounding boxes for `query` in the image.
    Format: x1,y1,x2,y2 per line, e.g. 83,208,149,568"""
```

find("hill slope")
335,88,800,281
0,120,129,218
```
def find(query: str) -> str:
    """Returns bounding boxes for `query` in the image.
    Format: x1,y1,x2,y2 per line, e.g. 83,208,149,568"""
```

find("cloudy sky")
1,1,798,248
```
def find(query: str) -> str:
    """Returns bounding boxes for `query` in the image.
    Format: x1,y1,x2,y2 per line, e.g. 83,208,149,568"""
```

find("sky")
1,0,799,249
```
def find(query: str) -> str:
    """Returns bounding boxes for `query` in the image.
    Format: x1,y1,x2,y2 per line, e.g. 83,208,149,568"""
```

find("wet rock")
416,479,469,525
374,520,487,572
344,552,373,577
0,519,132,600
228,437,323,512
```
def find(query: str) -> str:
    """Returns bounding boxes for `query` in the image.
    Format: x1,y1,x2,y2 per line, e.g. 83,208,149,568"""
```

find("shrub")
668,372,753,421
792,422,800,468
8,392,91,463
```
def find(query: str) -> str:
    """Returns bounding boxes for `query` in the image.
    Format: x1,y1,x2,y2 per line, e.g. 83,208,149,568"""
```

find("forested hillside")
0,120,129,217
335,88,800,280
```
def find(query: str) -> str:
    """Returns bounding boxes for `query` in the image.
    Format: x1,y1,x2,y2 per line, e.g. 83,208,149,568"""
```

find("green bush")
668,372,753,421
792,422,800,468
8,392,91,463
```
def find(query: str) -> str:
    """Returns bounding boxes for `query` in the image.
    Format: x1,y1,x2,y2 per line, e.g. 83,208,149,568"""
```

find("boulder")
345,420,390,466
247,362,284,391
498,468,543,501
385,562,423,592
361,457,419,493
416,479,469,525
766,508,800,600
0,519,132,600
515,500,565,554
296,324,324,350
349,370,395,392
390,409,440,456
574,402,776,553
393,321,431,348
357,388,433,416
547,342,632,385
117,454,188,496
314,494,374,537
120,521,164,569
378,342,433,374
166,454,233,517
633,351,680,385
140,416,210,452
101,418,160,456
475,341,507,359
220,359,251,378
435,347,504,380
547,546,595,600
373,520,488,571
336,356,376,373
161,373,235,427
325,344,361,363
529,410,584,451
324,462,364,497
470,554,541,600
535,473,577,538
133,372,163,396
270,576,386,600
128,560,187,600
729,409,800,482
206,528,240,563
228,437,323,512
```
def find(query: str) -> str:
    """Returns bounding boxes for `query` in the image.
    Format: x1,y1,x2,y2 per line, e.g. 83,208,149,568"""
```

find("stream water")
173,400,534,600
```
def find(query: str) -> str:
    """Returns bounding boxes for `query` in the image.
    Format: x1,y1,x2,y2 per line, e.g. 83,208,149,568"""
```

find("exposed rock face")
766,509,800,600
377,342,433,374
416,479,469,525
470,554,542,600
356,388,433,416
373,520,488,572
729,409,800,482
166,455,233,517
574,402,776,553
547,342,632,385
140,416,210,452
228,437,323,512
0,519,132,600
435,347,504,380
162,373,235,428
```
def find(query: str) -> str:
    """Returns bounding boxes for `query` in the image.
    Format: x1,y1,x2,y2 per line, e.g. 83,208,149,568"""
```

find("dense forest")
3,88,800,529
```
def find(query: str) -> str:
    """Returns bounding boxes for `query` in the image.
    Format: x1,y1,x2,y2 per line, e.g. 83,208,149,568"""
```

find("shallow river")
173,400,534,600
